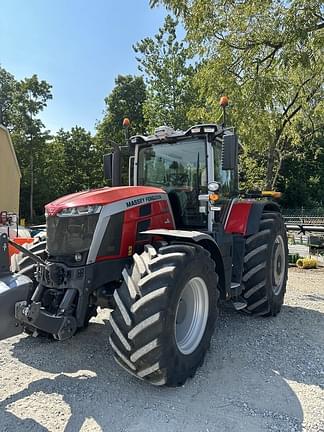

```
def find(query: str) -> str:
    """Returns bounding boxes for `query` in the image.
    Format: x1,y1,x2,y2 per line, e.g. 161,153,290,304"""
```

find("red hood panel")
45,186,165,215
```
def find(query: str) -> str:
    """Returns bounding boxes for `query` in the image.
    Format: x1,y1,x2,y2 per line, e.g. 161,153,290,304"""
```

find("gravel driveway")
0,268,323,432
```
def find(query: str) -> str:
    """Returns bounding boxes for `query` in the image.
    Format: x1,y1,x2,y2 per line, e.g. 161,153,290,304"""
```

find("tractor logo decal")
126,194,162,208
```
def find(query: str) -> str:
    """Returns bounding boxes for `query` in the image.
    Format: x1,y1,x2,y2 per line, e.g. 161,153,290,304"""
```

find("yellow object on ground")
296,258,317,269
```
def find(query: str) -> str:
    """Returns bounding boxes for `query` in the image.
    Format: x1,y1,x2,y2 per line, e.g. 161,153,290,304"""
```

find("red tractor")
0,110,288,387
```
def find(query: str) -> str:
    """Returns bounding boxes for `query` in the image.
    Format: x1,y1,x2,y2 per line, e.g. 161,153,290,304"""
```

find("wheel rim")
272,234,286,295
174,277,209,355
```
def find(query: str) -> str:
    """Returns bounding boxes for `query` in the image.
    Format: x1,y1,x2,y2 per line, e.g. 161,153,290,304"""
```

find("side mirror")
222,133,238,170
128,156,135,186
103,153,113,180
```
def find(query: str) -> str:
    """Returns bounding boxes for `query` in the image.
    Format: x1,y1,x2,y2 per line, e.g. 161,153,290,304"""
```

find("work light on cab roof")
219,95,229,107
122,117,130,127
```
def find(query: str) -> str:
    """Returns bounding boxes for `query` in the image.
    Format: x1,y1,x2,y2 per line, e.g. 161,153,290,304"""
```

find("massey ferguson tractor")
0,100,288,387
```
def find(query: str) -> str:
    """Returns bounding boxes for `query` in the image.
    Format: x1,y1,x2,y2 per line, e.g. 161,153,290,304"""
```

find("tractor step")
230,283,247,309
230,282,243,297
232,295,247,311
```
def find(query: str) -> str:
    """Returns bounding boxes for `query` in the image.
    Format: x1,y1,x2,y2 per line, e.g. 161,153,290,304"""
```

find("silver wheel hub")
175,277,209,355
272,234,286,295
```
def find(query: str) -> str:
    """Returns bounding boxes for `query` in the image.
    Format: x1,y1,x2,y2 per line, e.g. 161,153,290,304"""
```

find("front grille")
47,214,99,256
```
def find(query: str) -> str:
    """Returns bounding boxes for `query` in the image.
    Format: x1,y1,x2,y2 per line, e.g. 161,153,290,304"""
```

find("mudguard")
0,273,32,341
225,200,281,236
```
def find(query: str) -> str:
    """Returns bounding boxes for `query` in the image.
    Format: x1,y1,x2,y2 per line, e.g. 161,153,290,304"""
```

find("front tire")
109,243,219,387
242,212,288,316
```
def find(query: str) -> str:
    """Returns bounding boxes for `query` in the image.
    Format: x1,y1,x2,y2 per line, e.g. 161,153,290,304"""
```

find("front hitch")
15,299,77,340
0,234,78,341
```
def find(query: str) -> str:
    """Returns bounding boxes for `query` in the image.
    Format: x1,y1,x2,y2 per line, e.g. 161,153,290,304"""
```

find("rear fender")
225,201,281,236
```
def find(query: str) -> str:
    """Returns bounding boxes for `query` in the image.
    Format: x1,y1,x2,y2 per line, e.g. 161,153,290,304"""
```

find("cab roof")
129,123,224,146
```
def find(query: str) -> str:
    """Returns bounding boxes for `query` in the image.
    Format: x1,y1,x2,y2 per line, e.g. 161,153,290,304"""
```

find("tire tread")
242,212,288,316
110,243,219,386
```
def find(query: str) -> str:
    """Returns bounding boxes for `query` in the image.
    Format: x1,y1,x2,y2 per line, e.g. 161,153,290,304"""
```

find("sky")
0,0,168,133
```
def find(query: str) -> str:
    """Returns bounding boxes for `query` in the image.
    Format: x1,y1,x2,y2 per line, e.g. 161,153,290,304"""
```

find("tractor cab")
104,123,239,233
135,124,238,231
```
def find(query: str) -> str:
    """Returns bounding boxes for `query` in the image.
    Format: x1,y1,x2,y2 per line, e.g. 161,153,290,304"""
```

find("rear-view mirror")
222,133,238,171
103,153,113,180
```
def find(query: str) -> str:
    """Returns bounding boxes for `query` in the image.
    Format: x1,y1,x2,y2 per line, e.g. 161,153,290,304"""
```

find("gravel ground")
0,267,323,432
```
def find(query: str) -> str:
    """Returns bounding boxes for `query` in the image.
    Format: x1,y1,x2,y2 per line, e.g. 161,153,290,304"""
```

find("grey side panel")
245,203,264,236
263,201,281,213
0,274,32,340
246,201,281,236
141,229,219,245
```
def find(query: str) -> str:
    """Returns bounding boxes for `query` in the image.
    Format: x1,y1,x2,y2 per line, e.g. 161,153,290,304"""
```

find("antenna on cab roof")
123,118,130,145
219,96,229,128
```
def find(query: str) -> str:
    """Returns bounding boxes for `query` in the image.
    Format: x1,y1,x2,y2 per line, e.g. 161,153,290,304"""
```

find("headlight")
57,205,102,217
208,181,220,192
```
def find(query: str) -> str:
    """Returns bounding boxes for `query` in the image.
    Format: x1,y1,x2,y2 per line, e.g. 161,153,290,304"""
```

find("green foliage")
151,1,324,190
278,132,324,208
2,0,324,219
0,67,17,126
95,74,147,185
52,127,104,194
1,68,148,220
0,67,52,135
60,128,91,192
16,126,105,220
0,66,53,221
134,15,195,131
95,75,147,151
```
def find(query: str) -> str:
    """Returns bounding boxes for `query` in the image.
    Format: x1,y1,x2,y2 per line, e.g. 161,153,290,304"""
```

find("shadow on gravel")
303,294,324,302
1,303,323,431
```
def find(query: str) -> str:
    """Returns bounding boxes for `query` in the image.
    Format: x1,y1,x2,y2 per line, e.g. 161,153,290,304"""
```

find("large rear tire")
242,212,288,316
109,243,219,387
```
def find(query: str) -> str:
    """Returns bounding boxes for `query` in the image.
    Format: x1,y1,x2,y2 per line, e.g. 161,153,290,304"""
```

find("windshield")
138,138,207,228
138,138,207,192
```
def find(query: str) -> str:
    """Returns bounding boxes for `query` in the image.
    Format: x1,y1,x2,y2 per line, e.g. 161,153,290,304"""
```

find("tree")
134,15,195,131
0,66,52,221
0,67,17,127
15,75,52,222
52,127,103,195
0,68,52,134
95,75,147,184
96,75,147,150
278,129,324,208
33,136,66,215
150,1,324,189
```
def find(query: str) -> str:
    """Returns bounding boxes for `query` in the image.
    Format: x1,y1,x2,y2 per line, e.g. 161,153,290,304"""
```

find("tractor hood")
45,186,164,216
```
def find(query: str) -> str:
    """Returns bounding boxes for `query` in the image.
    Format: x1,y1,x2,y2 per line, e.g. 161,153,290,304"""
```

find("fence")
282,208,324,225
